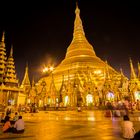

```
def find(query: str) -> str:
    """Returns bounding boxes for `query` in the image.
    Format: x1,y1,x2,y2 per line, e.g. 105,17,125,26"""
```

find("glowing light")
64,117,71,120
94,70,102,74
64,95,69,106
87,117,95,121
134,91,140,100
27,99,30,104
56,98,58,103
43,66,54,73
39,100,43,107
49,66,54,71
86,94,93,105
106,92,114,100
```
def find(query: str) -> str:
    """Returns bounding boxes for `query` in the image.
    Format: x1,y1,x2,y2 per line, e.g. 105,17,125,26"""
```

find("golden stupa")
36,4,124,107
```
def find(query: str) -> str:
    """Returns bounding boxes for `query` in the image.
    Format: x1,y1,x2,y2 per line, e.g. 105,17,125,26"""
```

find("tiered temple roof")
0,32,6,84
21,63,31,88
0,32,24,106
37,4,123,95
4,46,18,86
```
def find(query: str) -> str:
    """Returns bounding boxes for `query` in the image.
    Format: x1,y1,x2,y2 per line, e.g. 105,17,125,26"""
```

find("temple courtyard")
0,110,140,140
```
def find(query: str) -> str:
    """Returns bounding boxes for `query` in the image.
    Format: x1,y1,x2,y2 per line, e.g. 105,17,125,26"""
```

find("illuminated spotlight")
94,70,102,74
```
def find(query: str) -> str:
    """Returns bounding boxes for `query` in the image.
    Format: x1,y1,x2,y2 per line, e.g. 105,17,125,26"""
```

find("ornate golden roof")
66,4,96,58
4,46,18,84
130,58,136,79
53,4,115,75
21,63,31,88
38,3,120,91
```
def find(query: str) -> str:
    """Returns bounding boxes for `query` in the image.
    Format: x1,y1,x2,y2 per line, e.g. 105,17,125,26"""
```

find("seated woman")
14,116,24,133
2,116,12,133
121,115,135,139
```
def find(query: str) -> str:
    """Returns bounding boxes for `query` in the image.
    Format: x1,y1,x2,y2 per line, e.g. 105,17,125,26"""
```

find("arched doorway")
64,95,69,106
86,94,93,106
106,92,114,101
134,91,140,100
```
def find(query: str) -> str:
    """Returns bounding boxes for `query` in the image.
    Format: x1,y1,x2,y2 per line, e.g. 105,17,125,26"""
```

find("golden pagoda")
4,46,18,86
36,4,126,107
0,32,25,106
0,32,6,84
128,59,140,101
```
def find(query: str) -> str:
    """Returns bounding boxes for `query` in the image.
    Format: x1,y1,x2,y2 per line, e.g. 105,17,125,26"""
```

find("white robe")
121,121,135,139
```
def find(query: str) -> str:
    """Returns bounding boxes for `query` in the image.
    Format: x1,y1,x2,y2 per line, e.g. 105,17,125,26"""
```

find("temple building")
35,4,129,107
1,4,140,108
0,32,26,106
128,59,140,101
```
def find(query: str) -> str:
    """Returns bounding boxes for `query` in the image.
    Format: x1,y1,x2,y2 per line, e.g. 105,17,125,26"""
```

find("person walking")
121,115,135,140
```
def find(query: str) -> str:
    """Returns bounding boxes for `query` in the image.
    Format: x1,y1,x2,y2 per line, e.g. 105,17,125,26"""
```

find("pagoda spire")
120,68,125,77
119,68,125,88
31,77,35,87
10,45,13,57
4,45,18,86
72,2,85,42
0,31,6,48
21,62,31,88
1,31,5,42
138,62,140,80
59,74,65,93
0,32,7,84
64,2,96,61
130,58,136,79
49,74,57,103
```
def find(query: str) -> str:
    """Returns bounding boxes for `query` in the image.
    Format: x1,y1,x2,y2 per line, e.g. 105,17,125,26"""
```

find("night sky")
0,0,140,82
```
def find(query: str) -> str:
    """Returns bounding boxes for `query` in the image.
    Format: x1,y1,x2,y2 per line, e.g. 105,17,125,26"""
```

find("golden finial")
75,0,80,14
105,60,108,65
1,31,5,42
138,62,140,79
120,68,124,76
129,57,132,62
129,58,136,79
10,45,13,57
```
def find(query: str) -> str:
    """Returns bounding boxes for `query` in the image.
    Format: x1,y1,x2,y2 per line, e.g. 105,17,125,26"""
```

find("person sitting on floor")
0,113,5,124
14,116,24,133
2,116,12,133
121,115,135,139
11,112,19,125
13,112,19,121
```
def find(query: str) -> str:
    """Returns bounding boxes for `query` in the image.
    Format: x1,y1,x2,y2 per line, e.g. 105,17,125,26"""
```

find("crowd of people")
104,100,140,139
0,103,40,134
0,109,25,134
0,101,140,139
104,99,140,117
